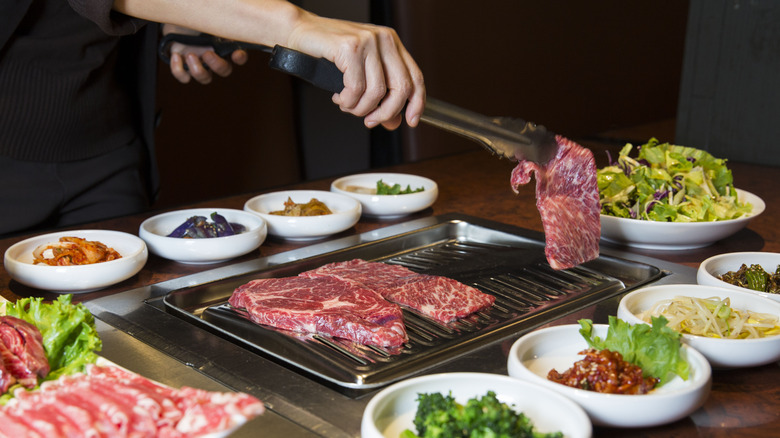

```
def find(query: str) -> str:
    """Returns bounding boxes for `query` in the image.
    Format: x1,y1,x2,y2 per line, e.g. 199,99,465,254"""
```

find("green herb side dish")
401,390,563,438
376,179,425,195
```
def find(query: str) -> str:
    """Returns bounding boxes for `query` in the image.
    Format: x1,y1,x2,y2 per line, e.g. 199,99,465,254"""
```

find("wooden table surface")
2,140,778,437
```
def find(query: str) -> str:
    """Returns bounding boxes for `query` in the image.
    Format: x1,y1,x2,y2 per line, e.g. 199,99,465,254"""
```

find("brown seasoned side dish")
270,197,333,216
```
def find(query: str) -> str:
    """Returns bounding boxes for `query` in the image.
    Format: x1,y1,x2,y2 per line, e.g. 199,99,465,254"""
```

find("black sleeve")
68,0,148,35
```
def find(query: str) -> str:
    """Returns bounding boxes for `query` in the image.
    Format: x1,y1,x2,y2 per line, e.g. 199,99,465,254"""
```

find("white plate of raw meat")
361,372,591,438
599,188,764,250
0,358,265,437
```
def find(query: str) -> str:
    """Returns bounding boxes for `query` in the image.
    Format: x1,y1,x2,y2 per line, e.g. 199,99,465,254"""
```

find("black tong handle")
158,33,345,93
267,46,344,94
158,33,265,63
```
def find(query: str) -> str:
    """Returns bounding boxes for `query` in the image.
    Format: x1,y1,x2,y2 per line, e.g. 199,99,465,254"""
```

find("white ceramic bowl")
331,173,438,218
3,230,147,292
617,284,780,368
507,324,711,428
697,252,780,303
139,208,266,264
600,189,764,250
361,372,591,438
244,190,360,240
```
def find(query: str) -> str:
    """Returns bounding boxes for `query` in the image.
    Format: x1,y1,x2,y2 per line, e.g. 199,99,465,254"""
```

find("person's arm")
113,0,425,130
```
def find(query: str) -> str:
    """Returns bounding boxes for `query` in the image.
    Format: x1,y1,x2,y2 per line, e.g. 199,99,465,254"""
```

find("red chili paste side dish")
547,348,659,395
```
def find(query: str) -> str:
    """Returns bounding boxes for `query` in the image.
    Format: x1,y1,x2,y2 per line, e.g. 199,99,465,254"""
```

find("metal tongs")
159,33,558,165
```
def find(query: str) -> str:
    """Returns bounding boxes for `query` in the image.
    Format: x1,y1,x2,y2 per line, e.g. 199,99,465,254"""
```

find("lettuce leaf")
4,294,102,382
578,315,689,386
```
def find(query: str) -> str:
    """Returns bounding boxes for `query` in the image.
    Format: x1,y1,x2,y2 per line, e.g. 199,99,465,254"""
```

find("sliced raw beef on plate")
0,361,12,395
229,276,408,347
301,259,495,323
0,363,264,438
0,316,50,392
510,135,600,270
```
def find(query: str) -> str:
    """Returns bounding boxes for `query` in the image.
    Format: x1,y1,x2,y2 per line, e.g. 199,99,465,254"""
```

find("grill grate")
164,221,663,392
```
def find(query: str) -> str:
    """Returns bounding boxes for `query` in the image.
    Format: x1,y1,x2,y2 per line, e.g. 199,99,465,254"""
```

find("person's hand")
162,24,248,85
286,14,425,131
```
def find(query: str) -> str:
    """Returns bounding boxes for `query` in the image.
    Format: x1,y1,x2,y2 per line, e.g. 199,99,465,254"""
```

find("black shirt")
0,0,156,164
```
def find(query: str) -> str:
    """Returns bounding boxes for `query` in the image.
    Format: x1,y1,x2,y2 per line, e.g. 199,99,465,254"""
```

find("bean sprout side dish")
638,296,780,339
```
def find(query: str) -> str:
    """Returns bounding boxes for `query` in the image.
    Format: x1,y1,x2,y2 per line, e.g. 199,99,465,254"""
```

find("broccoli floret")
411,392,464,437
404,391,563,438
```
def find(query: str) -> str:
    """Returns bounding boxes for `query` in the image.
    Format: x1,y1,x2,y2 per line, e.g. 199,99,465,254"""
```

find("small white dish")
697,252,780,303
507,324,711,428
244,190,360,240
600,189,764,250
139,208,266,264
361,372,591,438
617,284,780,368
331,173,438,218
4,230,147,292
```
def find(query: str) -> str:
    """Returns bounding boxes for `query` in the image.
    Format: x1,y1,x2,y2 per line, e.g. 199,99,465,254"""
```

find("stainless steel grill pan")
161,216,664,391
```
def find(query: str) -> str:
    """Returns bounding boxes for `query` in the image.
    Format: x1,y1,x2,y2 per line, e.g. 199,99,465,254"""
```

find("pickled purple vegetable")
167,212,246,239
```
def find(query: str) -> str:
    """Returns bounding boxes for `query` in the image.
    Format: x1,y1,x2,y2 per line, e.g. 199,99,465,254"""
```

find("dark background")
155,1,772,211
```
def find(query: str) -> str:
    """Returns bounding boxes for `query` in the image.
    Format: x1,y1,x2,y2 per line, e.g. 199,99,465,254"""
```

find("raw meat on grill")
0,316,50,393
300,259,418,291
510,135,600,270
301,259,496,323
0,363,264,438
229,276,408,347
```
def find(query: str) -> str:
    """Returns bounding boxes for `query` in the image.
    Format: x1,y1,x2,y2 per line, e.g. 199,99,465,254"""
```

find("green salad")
597,138,752,222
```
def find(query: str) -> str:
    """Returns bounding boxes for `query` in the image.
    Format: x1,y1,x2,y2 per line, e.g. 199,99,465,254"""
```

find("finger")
380,114,403,131
169,53,191,84
369,36,426,128
334,49,388,121
364,85,407,129
404,85,426,127
201,51,233,77
185,53,213,85
349,50,388,117
332,47,369,112
362,43,413,127
231,50,249,66
402,54,426,127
